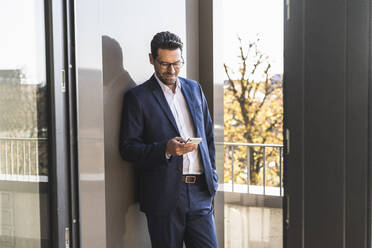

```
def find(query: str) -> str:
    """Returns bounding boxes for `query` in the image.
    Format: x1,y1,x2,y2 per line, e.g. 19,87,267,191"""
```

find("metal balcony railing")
0,137,48,182
216,142,283,196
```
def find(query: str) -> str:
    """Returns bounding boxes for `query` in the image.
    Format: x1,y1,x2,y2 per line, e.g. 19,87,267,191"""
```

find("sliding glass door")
0,1,50,247
0,1,75,247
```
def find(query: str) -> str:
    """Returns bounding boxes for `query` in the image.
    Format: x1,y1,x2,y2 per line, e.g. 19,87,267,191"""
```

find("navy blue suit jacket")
119,75,218,215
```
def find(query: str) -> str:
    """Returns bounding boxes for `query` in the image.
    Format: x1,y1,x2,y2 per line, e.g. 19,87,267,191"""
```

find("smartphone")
185,137,202,145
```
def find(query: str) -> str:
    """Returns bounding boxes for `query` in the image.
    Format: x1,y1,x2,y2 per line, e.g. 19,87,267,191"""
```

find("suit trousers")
145,176,218,248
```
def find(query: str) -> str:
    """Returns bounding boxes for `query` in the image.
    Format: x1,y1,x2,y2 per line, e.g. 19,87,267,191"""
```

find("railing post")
263,147,266,195
225,145,229,192
247,146,250,193
5,141,8,176
0,140,2,174
231,145,235,193
16,140,19,180
35,140,39,176
28,141,32,177
23,140,26,177
279,147,283,196
11,140,14,175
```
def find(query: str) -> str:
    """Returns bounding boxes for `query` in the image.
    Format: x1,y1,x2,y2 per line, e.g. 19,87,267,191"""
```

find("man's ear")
149,53,154,65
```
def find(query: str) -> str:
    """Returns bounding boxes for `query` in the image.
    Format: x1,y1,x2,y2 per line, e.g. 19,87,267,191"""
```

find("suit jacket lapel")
180,78,199,136
150,76,180,134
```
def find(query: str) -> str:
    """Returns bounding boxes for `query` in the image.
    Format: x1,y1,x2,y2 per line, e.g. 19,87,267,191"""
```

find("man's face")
150,48,183,85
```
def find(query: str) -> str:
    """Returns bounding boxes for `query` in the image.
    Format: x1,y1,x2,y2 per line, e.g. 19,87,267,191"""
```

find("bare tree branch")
223,64,238,96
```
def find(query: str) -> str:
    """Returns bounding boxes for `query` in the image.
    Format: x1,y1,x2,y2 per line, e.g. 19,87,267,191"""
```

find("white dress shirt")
154,73,203,175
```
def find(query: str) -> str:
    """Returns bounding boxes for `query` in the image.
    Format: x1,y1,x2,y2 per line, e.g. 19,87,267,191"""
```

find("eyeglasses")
156,59,184,70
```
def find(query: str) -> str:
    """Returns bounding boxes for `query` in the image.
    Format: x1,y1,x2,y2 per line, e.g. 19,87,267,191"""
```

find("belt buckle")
185,176,196,184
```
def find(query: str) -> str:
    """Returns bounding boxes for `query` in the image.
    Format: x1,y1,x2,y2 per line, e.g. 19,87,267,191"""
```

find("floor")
224,204,283,248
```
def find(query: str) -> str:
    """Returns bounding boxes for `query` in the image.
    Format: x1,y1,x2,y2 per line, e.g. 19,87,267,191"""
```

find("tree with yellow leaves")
224,37,283,187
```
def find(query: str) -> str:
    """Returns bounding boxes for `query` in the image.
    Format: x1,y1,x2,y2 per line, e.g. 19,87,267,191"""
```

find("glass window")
217,0,284,247
0,1,50,247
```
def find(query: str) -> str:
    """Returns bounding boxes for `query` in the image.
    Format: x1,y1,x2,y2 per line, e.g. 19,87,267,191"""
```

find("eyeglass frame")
155,58,185,70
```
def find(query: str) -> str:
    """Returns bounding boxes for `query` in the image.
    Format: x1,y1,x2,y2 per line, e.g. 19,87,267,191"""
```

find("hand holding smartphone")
185,137,202,145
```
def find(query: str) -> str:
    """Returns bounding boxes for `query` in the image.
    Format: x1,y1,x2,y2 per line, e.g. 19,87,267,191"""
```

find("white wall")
100,1,187,247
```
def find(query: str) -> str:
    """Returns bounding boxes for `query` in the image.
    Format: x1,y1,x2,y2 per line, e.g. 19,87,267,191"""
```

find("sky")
221,0,284,79
0,0,46,85
0,0,283,84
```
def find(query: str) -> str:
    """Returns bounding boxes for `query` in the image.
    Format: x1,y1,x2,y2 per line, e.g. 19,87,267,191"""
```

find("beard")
157,72,177,85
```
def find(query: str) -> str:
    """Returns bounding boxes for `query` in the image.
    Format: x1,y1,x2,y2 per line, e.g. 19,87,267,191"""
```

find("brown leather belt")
182,174,204,184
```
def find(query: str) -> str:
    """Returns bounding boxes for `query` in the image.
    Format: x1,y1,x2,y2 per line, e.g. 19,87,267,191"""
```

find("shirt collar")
154,73,181,94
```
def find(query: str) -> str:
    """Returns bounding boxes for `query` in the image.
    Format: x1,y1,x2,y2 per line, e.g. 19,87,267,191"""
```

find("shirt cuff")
165,153,171,160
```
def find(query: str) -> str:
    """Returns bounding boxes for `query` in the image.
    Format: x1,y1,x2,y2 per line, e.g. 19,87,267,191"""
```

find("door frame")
45,0,79,247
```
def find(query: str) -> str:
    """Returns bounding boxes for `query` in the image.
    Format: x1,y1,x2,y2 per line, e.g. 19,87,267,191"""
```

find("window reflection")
0,1,50,247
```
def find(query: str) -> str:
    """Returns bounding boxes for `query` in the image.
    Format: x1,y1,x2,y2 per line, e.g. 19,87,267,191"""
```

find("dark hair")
151,31,183,59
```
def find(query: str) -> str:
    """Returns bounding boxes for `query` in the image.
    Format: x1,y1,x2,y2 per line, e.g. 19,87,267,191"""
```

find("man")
119,31,218,248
